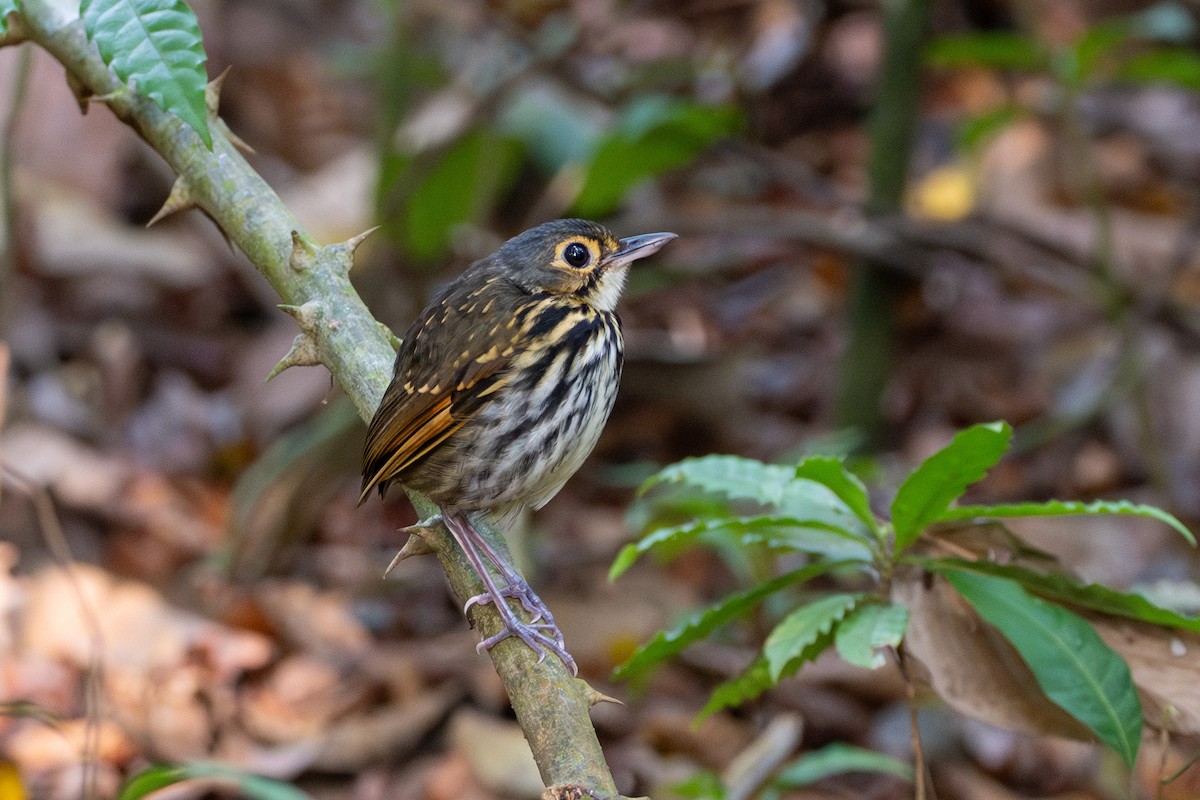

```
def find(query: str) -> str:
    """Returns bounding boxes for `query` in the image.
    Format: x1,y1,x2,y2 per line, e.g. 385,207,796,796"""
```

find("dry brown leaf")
450,709,542,800
893,573,1093,741
254,581,373,660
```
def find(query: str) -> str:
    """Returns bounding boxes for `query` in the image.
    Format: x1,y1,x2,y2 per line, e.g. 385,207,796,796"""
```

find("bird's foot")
464,581,576,675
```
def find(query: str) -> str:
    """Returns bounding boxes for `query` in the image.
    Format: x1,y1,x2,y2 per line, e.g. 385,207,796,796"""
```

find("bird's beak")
604,232,677,269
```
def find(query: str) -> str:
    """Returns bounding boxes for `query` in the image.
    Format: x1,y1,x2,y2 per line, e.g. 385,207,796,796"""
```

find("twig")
0,43,32,323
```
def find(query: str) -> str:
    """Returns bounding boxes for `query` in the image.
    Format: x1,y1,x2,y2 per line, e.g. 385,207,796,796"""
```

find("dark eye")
563,242,590,268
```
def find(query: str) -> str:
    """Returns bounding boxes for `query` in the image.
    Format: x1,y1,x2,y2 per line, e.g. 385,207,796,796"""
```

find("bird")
361,218,676,673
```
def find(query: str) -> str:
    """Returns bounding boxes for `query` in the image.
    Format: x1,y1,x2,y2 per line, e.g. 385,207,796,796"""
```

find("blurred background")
4,0,1200,797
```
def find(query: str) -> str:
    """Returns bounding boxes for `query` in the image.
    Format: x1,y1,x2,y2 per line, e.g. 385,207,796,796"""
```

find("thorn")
220,122,256,155
383,522,439,575
266,333,321,381
206,66,231,117
346,225,381,255
289,231,320,272
326,226,381,275
146,178,196,227
585,686,625,707
277,300,321,330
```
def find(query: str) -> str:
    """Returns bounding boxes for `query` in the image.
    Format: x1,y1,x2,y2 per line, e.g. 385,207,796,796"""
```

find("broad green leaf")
922,557,1200,631
403,127,522,261
640,455,796,505
773,743,913,787
940,567,1142,766
573,97,741,217
765,593,862,680
81,0,211,147
935,498,1195,545
957,105,1025,152
669,770,725,800
119,764,311,800
834,603,909,669
1116,48,1200,91
700,656,774,718
641,455,871,540
891,421,1012,551
925,32,1046,71
794,457,880,537
609,515,872,581
614,561,853,681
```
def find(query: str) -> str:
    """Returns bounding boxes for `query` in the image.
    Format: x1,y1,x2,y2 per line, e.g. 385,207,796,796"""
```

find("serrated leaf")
773,743,913,787
81,0,211,147
891,421,1012,551
924,32,1047,71
922,557,1200,631
794,457,880,537
935,498,1195,545
614,560,853,681
765,593,863,680
940,567,1142,767
834,603,909,669
119,764,311,800
640,455,796,504
641,455,872,539
609,515,872,581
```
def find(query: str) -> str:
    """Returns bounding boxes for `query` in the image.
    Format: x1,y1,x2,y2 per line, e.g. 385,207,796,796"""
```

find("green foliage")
614,561,853,682
772,743,913,788
572,97,741,217
1117,48,1200,90
938,566,1142,767
399,127,523,261
81,0,211,147
924,32,1047,71
891,421,1011,550
764,593,861,680
0,0,18,36
614,419,1195,772
119,763,310,800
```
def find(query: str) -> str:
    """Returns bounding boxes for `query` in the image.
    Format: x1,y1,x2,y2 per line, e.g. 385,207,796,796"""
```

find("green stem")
836,0,931,447
13,2,622,795
0,42,32,326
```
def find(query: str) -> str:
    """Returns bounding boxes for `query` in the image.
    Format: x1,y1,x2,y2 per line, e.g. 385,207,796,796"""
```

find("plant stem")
836,0,931,447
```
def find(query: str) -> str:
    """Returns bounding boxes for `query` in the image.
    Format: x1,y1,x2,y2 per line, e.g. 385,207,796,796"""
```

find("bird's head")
494,219,676,311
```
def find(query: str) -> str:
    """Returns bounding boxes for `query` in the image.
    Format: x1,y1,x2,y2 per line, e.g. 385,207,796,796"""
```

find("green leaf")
668,770,725,800
922,557,1200,631
640,455,796,504
700,656,774,718
957,105,1025,152
119,764,311,800
794,457,880,537
641,455,872,540
935,498,1195,545
614,561,854,681
925,32,1047,71
0,0,18,36
403,127,522,261
890,421,1012,551
609,515,873,581
81,0,211,148
765,593,863,681
939,567,1142,767
834,603,909,669
573,97,741,217
773,743,913,787
1116,48,1200,91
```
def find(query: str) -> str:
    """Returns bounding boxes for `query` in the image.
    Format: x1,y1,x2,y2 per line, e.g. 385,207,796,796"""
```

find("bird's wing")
359,280,526,503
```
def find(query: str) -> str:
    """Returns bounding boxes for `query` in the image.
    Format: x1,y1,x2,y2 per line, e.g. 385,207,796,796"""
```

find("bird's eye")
563,241,591,268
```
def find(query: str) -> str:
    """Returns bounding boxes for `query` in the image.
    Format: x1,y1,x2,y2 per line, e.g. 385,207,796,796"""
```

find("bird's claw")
463,581,575,674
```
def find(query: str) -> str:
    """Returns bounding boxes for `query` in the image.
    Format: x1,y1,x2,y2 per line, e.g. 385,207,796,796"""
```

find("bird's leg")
442,510,577,675
461,515,565,645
